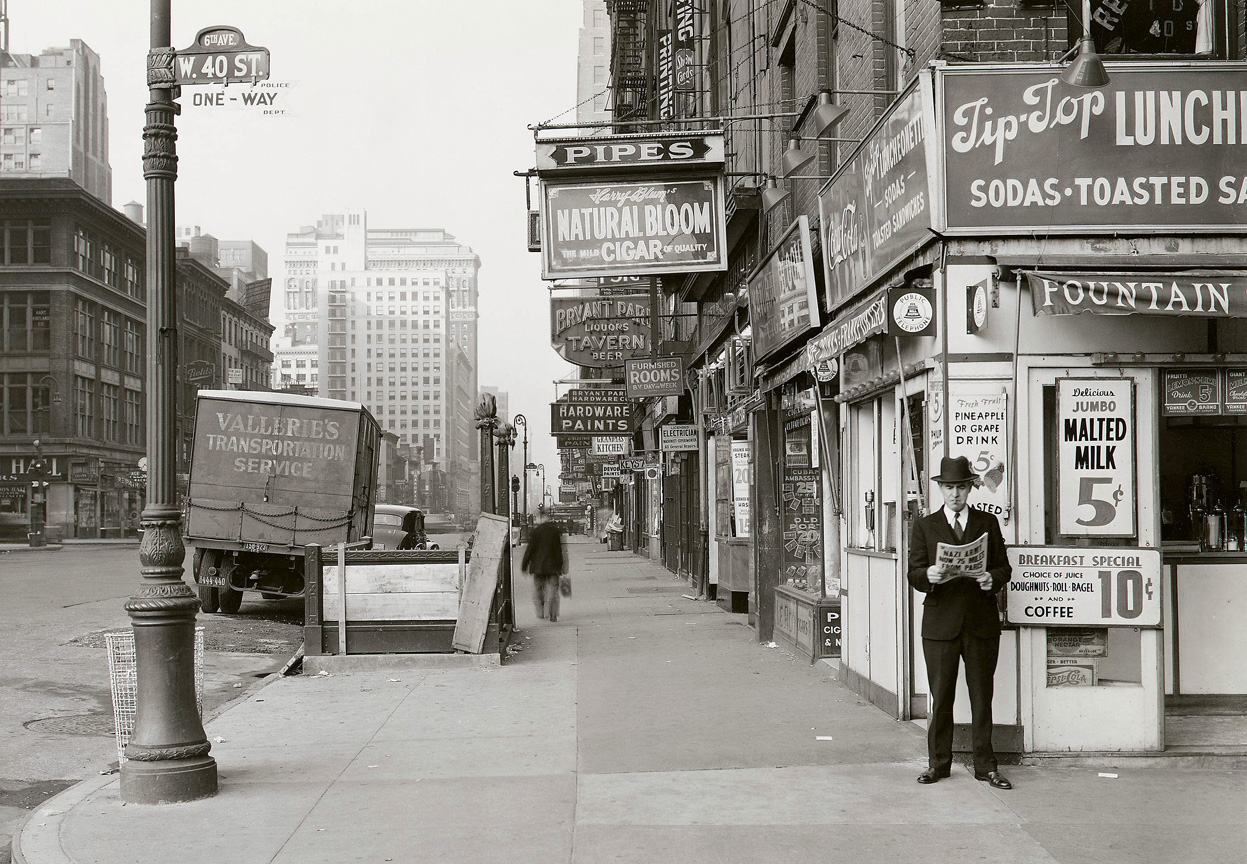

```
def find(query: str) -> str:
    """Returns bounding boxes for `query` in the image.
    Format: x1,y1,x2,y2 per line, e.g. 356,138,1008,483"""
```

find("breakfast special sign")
937,63,1247,233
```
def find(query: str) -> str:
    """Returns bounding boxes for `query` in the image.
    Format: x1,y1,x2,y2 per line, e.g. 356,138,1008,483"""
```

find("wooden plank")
323,563,461,595
452,513,508,654
324,592,461,620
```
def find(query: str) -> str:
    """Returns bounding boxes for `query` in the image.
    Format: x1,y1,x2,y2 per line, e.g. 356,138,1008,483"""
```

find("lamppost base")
120,754,218,804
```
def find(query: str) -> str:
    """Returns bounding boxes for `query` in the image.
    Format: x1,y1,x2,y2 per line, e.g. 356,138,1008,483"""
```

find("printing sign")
1057,378,1136,537
1007,546,1161,627
540,177,728,279
938,64,1247,233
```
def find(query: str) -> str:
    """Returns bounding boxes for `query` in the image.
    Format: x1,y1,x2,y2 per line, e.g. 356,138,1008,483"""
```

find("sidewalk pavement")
0,539,140,554
14,538,1246,864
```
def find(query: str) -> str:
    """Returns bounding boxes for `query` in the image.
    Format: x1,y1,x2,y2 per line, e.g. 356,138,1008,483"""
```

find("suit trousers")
923,630,1000,775
532,574,560,622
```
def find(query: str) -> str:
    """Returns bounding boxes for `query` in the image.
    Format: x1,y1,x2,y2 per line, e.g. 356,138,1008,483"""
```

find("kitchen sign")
551,296,651,367
1057,378,1137,537
1006,546,1161,627
593,436,630,457
938,64,1247,234
818,77,937,312
540,177,728,279
749,216,821,361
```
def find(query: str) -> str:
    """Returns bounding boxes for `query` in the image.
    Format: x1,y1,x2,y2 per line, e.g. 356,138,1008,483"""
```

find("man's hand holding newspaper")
927,534,993,591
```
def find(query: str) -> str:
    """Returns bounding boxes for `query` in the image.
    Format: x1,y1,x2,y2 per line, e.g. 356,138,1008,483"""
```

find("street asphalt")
12,537,1247,864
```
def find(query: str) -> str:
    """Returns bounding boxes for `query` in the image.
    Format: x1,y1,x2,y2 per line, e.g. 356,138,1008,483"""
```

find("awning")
1026,270,1247,318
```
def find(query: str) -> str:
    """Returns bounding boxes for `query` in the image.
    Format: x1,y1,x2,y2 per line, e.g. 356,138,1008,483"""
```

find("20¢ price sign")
1057,378,1136,537
1006,547,1161,628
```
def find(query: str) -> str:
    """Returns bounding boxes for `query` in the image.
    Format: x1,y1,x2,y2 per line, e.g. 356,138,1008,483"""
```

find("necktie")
952,513,963,542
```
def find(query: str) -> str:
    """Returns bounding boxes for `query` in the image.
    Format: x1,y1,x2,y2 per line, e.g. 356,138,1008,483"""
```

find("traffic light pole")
120,0,217,804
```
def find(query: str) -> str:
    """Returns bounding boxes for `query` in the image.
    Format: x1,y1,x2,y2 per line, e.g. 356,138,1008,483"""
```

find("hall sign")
1027,271,1247,318
749,216,821,361
937,63,1247,234
1006,546,1161,627
551,400,637,436
551,296,651,367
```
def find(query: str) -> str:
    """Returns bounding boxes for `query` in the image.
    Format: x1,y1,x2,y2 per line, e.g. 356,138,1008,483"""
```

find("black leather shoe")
974,770,1012,789
917,768,950,784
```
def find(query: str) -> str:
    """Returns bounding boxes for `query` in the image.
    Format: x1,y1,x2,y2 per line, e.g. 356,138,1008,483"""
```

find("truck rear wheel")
218,585,244,614
198,584,220,613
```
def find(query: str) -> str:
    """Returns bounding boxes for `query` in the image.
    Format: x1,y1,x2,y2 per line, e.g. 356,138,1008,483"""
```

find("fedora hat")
932,455,978,484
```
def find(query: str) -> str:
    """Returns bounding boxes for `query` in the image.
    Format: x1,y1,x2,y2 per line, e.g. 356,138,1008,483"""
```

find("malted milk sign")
1057,378,1136,537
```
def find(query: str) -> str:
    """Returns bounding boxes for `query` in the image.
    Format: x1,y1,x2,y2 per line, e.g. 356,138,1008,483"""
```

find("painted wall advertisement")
731,439,751,540
818,77,937,312
1057,378,1136,537
540,176,728,278
748,215,821,361
945,384,1009,517
938,64,1247,233
550,296,651,367
1006,546,1161,628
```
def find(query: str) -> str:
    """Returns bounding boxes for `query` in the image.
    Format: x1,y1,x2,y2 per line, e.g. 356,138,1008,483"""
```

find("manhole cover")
24,714,115,737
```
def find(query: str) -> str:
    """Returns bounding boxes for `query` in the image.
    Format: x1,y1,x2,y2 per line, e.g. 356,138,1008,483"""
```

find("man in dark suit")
907,455,1013,789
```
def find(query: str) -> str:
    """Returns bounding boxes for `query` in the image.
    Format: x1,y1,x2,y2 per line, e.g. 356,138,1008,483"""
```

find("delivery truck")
185,390,381,614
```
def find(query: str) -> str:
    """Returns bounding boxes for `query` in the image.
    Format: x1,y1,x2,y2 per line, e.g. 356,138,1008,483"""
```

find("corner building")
599,0,1247,759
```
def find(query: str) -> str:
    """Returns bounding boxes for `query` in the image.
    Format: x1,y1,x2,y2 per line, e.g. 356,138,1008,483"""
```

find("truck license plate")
242,542,269,553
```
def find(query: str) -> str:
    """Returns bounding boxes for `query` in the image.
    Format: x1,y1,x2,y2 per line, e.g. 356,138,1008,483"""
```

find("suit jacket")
906,506,1011,640
521,522,567,577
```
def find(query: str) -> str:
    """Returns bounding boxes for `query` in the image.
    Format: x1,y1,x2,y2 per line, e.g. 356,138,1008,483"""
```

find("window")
28,154,41,171
1,153,25,172
1,128,23,145
46,79,55,91
30,127,40,144
0,104,27,121
5,378,29,434
125,259,142,299
124,319,143,374
2,79,28,96
75,299,96,357
1086,0,1225,56
74,376,95,437
593,36,605,54
102,310,120,367
101,384,120,441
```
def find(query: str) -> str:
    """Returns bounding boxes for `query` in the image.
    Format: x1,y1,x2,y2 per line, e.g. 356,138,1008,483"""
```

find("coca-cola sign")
817,77,936,313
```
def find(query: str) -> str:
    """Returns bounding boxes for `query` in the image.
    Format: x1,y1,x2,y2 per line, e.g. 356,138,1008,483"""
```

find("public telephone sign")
1006,547,1161,627
1057,378,1136,537
175,27,271,85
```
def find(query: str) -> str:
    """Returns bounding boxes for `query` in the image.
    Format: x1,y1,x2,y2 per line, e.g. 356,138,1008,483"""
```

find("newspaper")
935,533,987,578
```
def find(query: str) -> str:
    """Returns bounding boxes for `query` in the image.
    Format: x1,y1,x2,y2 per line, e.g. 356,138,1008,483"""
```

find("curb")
11,651,292,864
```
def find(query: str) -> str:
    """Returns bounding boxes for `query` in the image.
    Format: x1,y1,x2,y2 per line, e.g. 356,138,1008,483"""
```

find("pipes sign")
174,27,270,86
1057,378,1136,537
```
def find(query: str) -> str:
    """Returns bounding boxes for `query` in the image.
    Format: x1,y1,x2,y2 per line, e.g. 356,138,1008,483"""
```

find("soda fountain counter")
1158,410,1247,696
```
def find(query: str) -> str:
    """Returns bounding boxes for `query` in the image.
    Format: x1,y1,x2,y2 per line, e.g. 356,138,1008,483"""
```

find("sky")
10,0,581,497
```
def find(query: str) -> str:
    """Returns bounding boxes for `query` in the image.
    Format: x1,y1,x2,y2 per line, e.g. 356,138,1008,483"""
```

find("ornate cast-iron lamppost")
495,421,516,633
120,0,217,803
512,414,528,529
476,394,498,515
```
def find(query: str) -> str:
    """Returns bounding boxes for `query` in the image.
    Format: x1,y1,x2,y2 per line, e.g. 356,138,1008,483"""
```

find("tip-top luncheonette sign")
175,26,270,85
937,63,1247,233
535,133,728,279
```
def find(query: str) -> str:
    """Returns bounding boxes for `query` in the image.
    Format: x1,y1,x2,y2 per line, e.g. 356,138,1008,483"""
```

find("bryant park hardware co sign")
551,296,651,367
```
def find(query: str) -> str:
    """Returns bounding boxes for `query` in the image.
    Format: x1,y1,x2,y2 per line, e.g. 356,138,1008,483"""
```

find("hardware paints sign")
938,64,1247,232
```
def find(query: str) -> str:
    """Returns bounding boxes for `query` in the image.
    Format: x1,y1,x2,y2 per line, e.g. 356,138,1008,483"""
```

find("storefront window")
849,399,879,549
1087,0,1226,57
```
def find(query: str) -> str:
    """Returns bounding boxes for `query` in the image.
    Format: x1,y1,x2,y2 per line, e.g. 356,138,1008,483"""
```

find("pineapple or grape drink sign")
947,386,1009,517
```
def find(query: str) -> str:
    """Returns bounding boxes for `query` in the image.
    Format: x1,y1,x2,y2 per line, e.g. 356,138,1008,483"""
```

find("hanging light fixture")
1061,0,1109,88
761,176,791,214
811,91,849,138
781,137,815,178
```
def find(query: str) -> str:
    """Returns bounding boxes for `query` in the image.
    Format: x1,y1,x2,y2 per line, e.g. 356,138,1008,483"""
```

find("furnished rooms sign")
938,64,1247,233
1057,378,1136,537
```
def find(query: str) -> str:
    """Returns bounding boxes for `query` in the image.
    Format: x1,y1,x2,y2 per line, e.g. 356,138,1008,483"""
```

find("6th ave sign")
175,26,270,85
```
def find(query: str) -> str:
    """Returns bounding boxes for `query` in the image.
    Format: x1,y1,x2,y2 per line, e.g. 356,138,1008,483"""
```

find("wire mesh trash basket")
105,628,204,765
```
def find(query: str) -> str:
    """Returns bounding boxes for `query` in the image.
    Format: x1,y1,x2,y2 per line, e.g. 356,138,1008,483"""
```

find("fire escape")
607,0,651,131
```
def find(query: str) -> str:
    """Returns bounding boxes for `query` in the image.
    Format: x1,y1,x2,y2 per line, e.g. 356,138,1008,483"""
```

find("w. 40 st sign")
175,26,270,85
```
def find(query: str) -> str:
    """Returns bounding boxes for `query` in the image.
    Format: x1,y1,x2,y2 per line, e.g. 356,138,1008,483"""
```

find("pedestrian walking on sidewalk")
907,455,1014,790
521,516,567,622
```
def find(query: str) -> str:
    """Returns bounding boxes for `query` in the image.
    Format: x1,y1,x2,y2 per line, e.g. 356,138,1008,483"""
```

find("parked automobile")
371,504,438,550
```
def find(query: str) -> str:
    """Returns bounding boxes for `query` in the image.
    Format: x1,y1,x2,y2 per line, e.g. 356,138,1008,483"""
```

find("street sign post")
175,26,270,86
